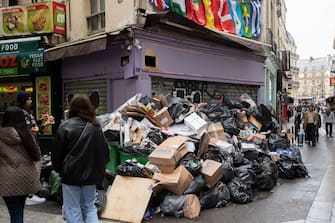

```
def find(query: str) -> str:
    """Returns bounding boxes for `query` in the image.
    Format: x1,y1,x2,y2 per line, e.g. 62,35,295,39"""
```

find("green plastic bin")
106,141,120,174
119,151,148,165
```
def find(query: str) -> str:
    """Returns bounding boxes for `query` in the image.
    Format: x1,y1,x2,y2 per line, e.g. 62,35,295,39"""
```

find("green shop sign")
0,37,39,53
0,49,45,75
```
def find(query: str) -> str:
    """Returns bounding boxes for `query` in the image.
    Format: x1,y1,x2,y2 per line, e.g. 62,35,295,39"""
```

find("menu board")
35,76,52,135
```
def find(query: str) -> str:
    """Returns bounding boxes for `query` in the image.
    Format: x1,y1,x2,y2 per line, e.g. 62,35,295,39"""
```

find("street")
1,122,334,223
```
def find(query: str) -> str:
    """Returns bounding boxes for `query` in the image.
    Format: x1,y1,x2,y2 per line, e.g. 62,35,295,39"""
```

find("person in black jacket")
51,94,109,223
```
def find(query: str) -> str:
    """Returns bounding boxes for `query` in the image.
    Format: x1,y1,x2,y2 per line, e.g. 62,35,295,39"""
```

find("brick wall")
152,78,257,106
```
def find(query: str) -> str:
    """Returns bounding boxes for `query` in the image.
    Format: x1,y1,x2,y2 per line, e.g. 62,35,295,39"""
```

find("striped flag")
251,0,261,37
231,0,243,36
170,0,187,17
149,0,170,11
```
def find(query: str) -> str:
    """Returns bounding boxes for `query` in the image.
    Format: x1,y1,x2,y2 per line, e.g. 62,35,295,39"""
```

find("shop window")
145,56,156,68
87,0,105,34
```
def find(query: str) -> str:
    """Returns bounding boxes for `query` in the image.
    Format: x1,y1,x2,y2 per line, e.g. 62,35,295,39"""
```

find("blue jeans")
3,195,27,223
62,184,98,223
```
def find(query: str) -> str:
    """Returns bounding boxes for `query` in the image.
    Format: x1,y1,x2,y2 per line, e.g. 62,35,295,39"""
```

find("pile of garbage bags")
95,93,309,221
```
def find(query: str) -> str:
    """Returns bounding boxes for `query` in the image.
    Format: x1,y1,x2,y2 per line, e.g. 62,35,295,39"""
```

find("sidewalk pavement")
0,198,116,223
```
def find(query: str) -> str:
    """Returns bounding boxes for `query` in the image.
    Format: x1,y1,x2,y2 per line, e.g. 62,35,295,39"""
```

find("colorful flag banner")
170,0,186,17
186,0,206,26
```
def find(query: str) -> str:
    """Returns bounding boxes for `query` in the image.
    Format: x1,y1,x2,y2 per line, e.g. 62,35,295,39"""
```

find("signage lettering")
1,43,19,52
0,55,17,68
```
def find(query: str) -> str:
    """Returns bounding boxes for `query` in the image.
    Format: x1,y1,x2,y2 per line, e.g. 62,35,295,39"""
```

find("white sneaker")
25,195,46,205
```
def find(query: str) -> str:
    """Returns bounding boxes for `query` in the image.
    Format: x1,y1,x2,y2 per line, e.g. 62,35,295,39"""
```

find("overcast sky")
285,0,335,59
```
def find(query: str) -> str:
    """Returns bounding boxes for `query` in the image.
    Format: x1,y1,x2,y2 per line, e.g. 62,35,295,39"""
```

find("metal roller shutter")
64,79,107,115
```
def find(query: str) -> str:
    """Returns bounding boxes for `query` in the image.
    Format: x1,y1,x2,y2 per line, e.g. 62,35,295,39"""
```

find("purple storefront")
47,14,266,114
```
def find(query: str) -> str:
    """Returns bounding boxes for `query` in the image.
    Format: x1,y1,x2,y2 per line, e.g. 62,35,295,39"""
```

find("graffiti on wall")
152,79,257,105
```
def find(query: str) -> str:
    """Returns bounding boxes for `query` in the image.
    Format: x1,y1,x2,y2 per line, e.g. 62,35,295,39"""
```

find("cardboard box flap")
201,159,223,176
197,132,210,158
158,135,189,150
207,122,227,142
153,166,193,195
100,176,155,223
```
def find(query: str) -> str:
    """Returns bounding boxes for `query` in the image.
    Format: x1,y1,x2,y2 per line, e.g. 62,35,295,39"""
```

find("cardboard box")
197,132,210,158
148,136,189,173
207,122,227,142
248,115,262,130
153,165,193,195
100,176,155,223
184,112,208,136
153,107,174,127
200,159,224,188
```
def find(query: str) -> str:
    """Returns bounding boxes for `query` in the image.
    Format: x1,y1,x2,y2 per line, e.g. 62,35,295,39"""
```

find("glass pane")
100,0,105,11
92,15,99,31
101,13,105,28
90,0,97,14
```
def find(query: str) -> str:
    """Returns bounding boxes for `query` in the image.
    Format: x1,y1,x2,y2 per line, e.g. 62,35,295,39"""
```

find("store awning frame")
44,34,107,62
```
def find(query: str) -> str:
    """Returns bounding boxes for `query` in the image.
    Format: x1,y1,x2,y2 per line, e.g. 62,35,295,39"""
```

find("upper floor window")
87,0,105,34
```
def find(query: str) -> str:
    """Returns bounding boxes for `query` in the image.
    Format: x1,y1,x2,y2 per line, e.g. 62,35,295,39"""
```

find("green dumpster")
106,141,120,174
119,151,148,165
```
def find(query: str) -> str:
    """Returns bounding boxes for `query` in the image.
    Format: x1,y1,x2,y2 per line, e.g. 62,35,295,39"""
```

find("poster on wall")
2,6,28,36
35,76,52,135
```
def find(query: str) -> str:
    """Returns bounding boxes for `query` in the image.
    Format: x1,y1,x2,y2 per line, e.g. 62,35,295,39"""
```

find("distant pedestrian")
51,94,109,223
302,105,319,146
323,108,335,137
0,106,41,223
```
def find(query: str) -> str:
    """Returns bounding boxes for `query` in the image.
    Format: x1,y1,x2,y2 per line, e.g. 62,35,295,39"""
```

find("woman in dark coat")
51,94,109,223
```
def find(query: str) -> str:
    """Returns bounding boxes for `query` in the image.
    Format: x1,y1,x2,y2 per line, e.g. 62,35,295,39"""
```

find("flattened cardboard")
153,107,174,127
200,159,224,188
207,122,227,142
100,176,155,223
153,165,193,195
148,136,189,173
197,132,210,158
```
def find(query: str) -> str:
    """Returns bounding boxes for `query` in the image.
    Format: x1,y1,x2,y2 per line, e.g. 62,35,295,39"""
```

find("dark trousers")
326,123,333,137
3,195,27,223
306,123,316,145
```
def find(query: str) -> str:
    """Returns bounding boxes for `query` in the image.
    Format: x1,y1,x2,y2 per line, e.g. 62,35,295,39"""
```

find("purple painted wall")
61,31,265,111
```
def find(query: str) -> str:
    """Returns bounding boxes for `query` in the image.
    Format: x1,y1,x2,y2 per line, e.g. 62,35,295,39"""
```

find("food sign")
0,1,66,36
36,76,52,135
27,3,52,33
2,6,27,36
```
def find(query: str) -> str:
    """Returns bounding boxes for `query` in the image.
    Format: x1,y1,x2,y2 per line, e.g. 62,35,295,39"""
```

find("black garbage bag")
228,177,253,204
179,153,202,176
254,156,278,191
184,175,207,195
160,195,186,218
234,165,256,186
267,133,289,152
232,151,249,167
222,160,234,183
166,95,192,122
221,116,240,136
103,129,120,142
199,182,231,209
202,147,234,164
146,128,164,145
95,189,106,213
276,146,309,179
117,160,147,178
118,146,151,157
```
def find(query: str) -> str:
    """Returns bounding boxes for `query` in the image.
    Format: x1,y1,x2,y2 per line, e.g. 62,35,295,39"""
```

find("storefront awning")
144,11,270,55
44,34,107,62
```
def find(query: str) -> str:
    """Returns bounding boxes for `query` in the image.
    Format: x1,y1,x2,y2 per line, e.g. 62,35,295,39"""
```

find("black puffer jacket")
51,117,109,186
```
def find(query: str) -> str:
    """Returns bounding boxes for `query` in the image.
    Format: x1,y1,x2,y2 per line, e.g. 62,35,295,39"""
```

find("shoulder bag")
61,122,89,175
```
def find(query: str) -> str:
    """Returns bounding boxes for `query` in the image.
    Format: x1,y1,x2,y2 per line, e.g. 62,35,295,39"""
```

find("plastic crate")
106,141,120,174
119,151,148,165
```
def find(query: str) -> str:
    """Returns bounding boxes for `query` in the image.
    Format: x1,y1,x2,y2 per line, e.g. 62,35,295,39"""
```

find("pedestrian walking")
0,106,41,223
16,90,55,205
302,105,319,146
323,108,335,137
315,109,321,142
51,94,109,223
